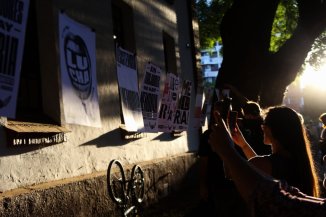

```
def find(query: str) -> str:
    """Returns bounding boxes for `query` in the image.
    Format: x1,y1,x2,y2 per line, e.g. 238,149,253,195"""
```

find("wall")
0,0,201,196
0,153,199,217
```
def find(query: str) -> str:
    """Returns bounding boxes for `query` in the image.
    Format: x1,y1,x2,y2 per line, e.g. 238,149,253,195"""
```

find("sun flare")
299,64,326,91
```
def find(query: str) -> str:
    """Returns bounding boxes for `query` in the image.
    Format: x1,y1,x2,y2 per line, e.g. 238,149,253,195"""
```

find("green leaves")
195,0,232,49
270,0,298,52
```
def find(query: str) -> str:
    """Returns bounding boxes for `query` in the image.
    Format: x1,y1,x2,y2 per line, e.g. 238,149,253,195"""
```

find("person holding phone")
229,105,320,197
239,101,271,156
208,114,326,217
193,100,249,217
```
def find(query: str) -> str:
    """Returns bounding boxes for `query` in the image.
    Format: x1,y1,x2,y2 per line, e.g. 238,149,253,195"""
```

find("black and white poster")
157,73,180,132
0,0,30,118
140,62,161,132
59,12,101,127
173,80,192,131
116,46,144,132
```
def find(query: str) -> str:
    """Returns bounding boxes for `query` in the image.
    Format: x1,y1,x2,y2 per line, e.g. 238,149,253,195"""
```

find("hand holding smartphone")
228,111,238,132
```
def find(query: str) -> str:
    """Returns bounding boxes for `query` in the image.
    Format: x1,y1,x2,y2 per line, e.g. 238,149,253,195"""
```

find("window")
211,64,219,71
163,31,177,75
4,0,68,146
112,0,136,128
15,0,45,123
112,0,135,52
211,51,218,58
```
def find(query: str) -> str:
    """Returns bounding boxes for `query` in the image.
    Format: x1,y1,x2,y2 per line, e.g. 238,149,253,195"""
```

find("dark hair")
319,113,326,124
263,106,319,197
242,101,261,117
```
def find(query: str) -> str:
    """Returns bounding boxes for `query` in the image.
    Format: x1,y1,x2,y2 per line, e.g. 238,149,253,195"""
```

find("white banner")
59,12,101,127
140,62,161,132
173,80,192,131
157,73,180,132
0,0,30,118
116,46,144,132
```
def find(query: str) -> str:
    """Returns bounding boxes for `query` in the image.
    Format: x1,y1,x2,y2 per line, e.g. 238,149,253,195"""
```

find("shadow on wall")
0,127,55,157
81,128,183,148
80,128,133,147
142,158,200,217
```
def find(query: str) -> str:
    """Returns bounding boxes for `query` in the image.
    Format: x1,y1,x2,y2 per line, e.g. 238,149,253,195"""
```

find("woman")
208,113,326,217
230,105,320,197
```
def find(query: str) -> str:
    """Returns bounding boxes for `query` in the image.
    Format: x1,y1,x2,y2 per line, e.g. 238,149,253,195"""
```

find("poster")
0,0,30,118
59,12,101,127
140,62,161,132
157,73,180,132
173,80,192,131
116,46,144,132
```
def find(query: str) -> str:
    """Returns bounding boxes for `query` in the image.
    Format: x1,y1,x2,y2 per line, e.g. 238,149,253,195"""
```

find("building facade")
0,0,201,215
200,43,223,84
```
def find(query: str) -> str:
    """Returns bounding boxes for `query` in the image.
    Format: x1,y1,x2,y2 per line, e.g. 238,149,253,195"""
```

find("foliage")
270,0,298,52
306,31,326,69
195,0,232,48
196,0,325,64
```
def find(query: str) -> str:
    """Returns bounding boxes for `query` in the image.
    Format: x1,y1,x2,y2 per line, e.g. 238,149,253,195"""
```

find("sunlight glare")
299,64,326,91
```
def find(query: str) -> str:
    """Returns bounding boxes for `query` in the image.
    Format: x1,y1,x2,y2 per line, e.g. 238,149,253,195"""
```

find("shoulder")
249,155,272,175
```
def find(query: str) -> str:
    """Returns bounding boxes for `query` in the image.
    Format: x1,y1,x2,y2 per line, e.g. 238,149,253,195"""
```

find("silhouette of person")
239,101,271,155
230,106,320,197
208,113,326,217
193,100,249,217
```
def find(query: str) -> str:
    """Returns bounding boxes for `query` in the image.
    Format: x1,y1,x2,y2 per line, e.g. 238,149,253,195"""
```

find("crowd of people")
193,87,326,217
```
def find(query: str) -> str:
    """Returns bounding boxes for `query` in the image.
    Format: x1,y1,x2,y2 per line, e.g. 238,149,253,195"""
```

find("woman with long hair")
231,105,320,197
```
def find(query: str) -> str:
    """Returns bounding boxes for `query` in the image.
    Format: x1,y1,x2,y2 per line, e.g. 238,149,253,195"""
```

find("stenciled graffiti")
63,33,92,101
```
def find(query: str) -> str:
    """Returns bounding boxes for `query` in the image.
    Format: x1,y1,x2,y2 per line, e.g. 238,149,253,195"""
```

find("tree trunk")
216,0,326,108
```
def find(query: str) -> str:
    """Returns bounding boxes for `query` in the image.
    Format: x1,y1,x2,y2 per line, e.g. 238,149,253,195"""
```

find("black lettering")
150,66,156,73
180,111,188,124
159,104,168,119
140,92,157,113
171,92,177,101
181,80,191,96
116,48,136,69
144,72,160,87
178,96,190,110
167,109,173,121
0,0,24,23
0,33,18,76
173,110,181,124
120,87,141,112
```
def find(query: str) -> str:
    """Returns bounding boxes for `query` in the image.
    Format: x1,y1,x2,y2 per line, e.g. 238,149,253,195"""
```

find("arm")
208,112,273,203
231,124,257,159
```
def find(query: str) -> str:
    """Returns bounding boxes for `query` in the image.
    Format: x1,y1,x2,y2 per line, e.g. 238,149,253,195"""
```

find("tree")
197,0,326,107
196,0,232,48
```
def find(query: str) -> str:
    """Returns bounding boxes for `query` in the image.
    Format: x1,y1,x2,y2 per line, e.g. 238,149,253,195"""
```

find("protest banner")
140,62,161,132
59,12,101,127
0,0,30,118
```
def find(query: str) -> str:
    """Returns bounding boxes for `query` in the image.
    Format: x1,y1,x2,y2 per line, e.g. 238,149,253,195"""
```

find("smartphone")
228,111,238,132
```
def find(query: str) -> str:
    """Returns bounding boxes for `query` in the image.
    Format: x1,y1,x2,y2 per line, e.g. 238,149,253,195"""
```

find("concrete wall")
0,0,202,197
0,153,199,217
